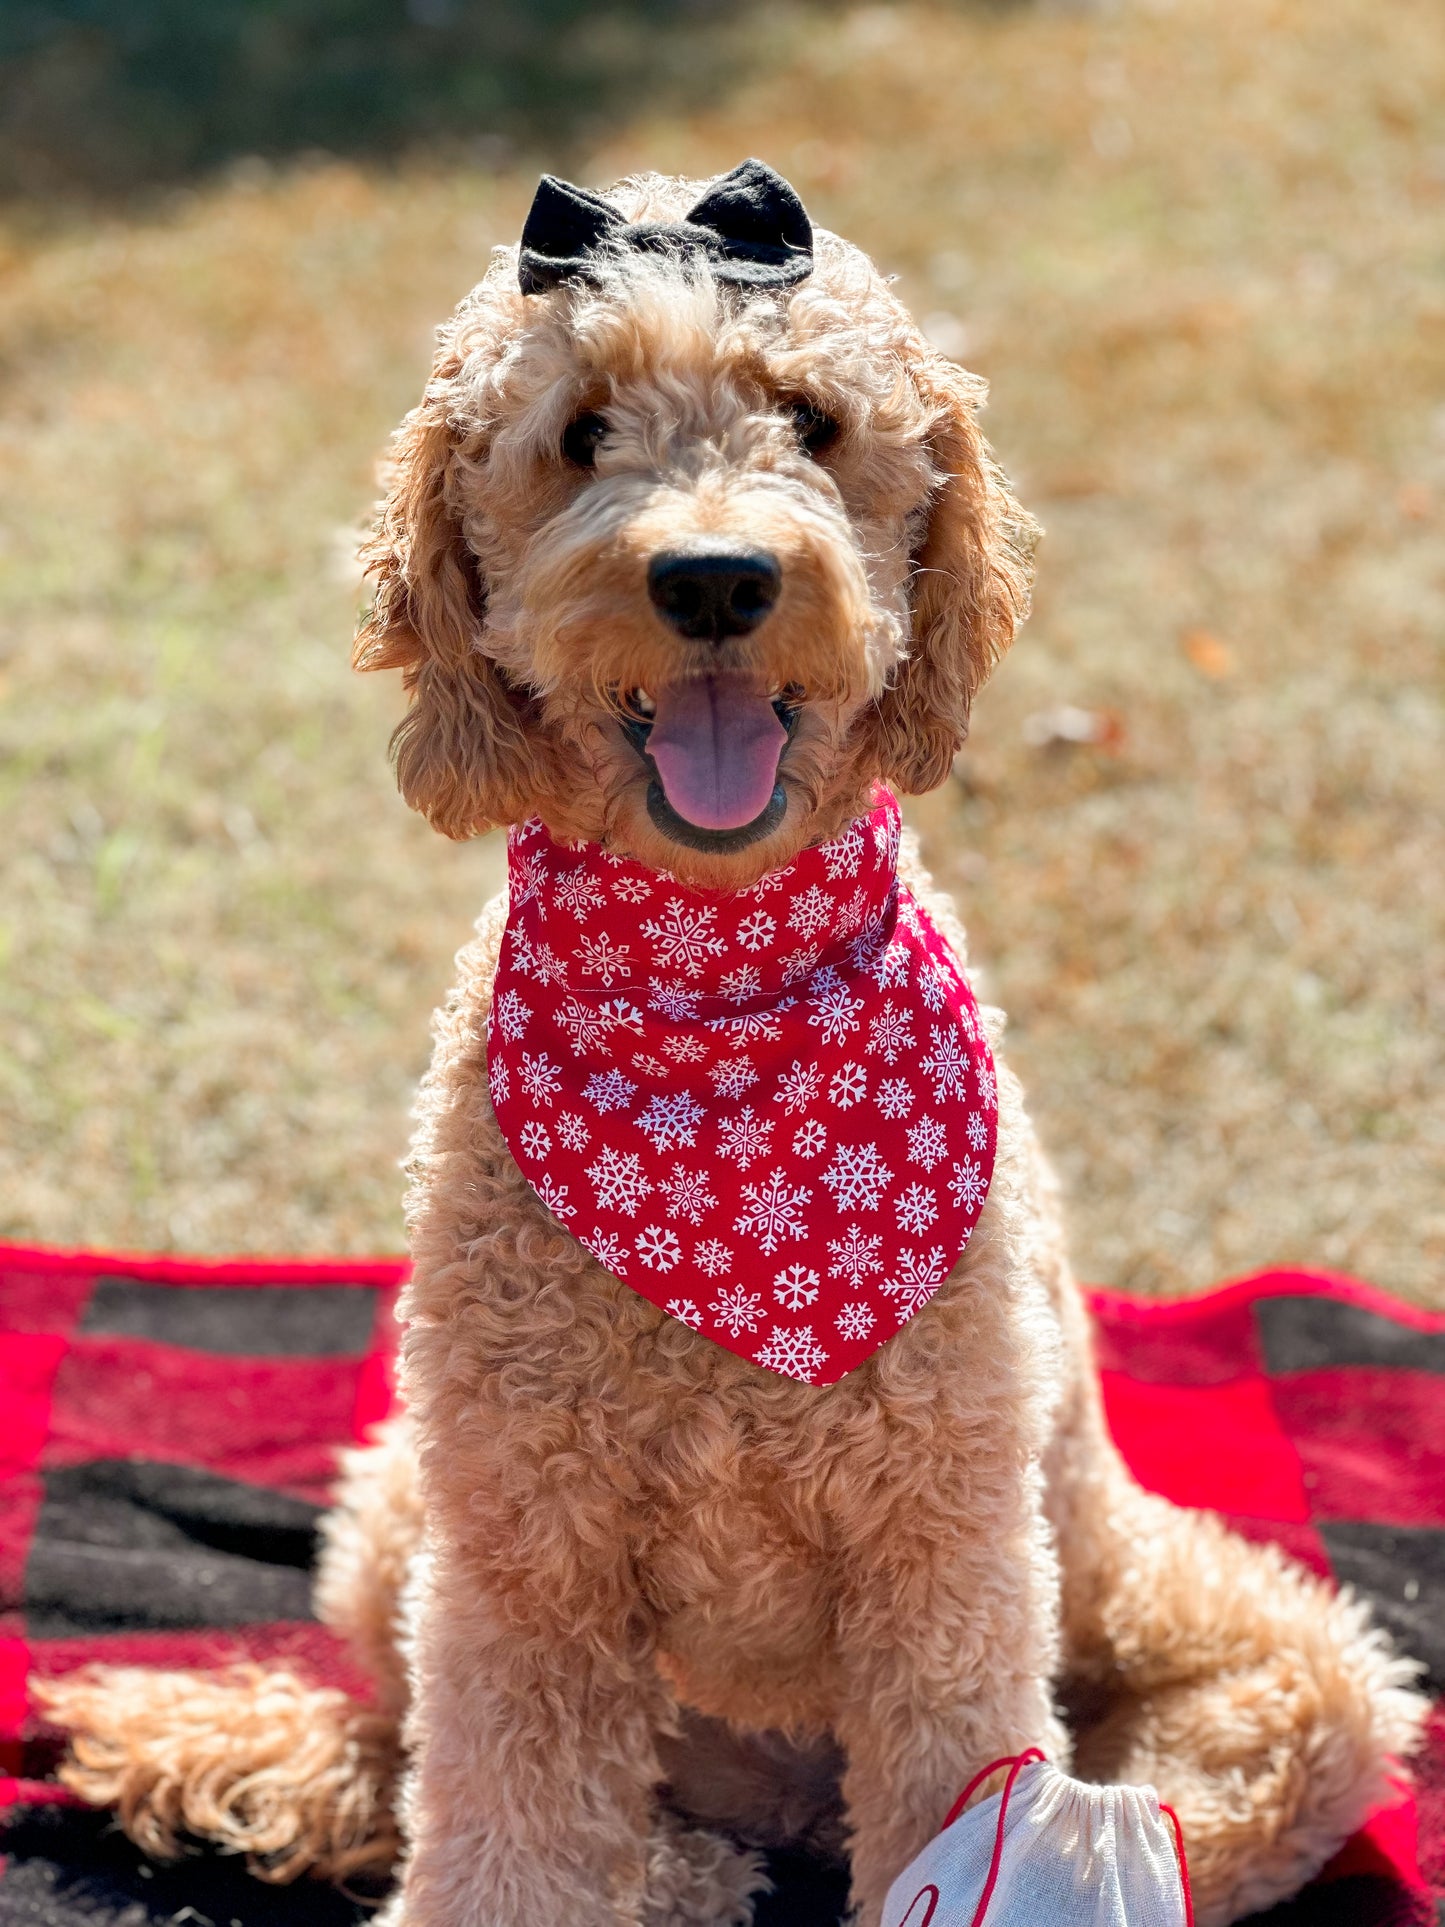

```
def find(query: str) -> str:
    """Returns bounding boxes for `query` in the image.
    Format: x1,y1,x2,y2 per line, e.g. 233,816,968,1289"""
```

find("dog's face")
356,171,1035,888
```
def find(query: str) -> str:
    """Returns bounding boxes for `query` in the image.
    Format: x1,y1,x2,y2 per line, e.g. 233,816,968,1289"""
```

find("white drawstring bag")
881,1751,1195,1927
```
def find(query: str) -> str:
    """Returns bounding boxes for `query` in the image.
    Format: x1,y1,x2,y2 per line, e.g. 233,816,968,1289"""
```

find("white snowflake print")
641,898,727,978
662,1034,709,1065
666,1297,704,1330
574,931,633,987
597,997,644,1039
518,1120,552,1161
630,1053,671,1079
867,1001,915,1066
827,1223,883,1288
906,1114,948,1172
836,886,870,941
611,875,651,904
716,1105,775,1171
919,964,949,1014
773,1264,820,1311
734,1168,812,1254
492,988,532,1043
821,1141,893,1212
975,1060,998,1110
553,868,608,919
788,884,836,941
636,1224,683,1272
707,1006,783,1049
819,818,865,880
529,942,567,988
881,1246,947,1322
659,1165,718,1225
741,862,794,897
580,1229,628,1270
649,978,701,1022
719,964,763,1002
874,1077,914,1121
948,1156,989,1213
710,1057,759,1101
555,996,618,1055
636,1091,705,1152
835,1301,876,1343
870,940,911,991
829,1062,868,1110
510,850,549,910
585,1145,653,1215
710,1283,766,1337
488,1057,511,1106
966,1111,990,1152
807,981,863,1047
534,1175,575,1219
695,1238,734,1278
894,1183,939,1236
920,1024,970,1103
781,945,823,985
754,1324,828,1383
736,909,777,951
520,1051,563,1107
584,1068,637,1113
792,1119,828,1158
556,1112,590,1152
774,1059,823,1115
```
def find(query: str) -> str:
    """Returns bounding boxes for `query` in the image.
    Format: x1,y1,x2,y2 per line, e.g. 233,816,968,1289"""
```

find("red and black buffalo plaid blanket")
1,1241,1442,1926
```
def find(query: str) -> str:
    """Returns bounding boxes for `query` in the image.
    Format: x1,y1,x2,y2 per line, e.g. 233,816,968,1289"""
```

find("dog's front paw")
642,1815,768,1927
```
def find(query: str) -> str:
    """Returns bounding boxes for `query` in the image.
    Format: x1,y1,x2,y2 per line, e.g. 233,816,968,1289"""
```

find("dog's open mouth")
620,677,803,852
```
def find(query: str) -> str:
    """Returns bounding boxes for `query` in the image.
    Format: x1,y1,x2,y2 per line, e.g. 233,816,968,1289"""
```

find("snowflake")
553,868,607,919
574,932,633,987
874,809,901,865
518,1120,552,1160
510,850,549,909
520,1051,563,1107
488,1057,511,1106
895,1183,939,1235
742,862,794,897
907,1115,948,1171
734,1168,812,1255
717,1105,775,1171
736,909,777,951
534,1175,575,1219
754,1325,828,1383
708,1006,783,1049
598,997,644,1039
773,1264,820,1311
836,1301,877,1344
819,818,865,879
695,1238,734,1278
631,1053,671,1079
875,1077,914,1121
720,964,763,1002
710,1283,766,1337
881,1247,947,1322
919,962,949,1014
827,1223,883,1288
556,996,618,1055
649,978,702,1022
920,1024,970,1103
662,1034,709,1065
492,989,532,1043
966,1111,990,1152
948,1156,989,1213
781,945,823,985
585,1145,653,1215
666,1297,704,1330
821,1141,893,1211
976,1061,998,1110
636,1090,705,1151
793,1119,828,1158
636,1224,683,1272
870,940,911,990
529,942,567,988
556,1112,590,1152
660,1164,718,1225
641,898,727,978
584,1068,637,1113
710,1057,759,1100
788,884,836,941
807,981,863,1047
611,875,652,904
829,1062,868,1110
774,1059,823,1115
582,1230,629,1270
867,1001,915,1066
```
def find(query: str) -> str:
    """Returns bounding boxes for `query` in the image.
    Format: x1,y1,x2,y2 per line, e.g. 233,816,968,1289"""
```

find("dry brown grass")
2,0,1442,1299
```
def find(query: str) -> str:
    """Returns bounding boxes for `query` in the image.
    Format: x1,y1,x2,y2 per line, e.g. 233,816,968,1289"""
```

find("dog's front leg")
388,1540,670,1927
832,1494,1067,1927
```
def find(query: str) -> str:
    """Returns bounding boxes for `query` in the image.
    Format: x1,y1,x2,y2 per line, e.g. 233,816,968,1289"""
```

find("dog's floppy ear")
353,370,547,838
866,348,1037,793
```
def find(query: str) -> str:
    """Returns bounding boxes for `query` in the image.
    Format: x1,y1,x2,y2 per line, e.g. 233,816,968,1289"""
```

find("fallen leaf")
1182,629,1236,678
1021,705,1126,751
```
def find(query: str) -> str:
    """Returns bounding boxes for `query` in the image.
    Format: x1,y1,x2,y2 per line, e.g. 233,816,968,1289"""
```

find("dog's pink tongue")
647,679,787,831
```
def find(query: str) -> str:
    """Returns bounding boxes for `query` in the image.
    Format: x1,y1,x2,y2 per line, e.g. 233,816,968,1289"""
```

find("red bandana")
486,791,997,1385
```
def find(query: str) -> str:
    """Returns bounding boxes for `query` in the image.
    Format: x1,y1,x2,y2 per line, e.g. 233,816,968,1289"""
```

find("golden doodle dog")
43,162,1424,1927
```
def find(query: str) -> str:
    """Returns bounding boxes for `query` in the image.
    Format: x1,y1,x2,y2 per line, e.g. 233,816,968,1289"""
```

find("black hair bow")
517,158,813,296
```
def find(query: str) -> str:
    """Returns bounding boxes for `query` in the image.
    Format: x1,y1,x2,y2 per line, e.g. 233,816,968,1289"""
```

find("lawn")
1,0,1441,1300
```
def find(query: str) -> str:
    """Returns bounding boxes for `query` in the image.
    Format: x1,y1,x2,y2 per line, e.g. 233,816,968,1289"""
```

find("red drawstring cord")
1160,1802,1196,1927
942,1748,1047,1830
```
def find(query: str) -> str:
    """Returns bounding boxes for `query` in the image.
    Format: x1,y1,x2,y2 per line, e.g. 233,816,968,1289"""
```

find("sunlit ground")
1,0,1441,1299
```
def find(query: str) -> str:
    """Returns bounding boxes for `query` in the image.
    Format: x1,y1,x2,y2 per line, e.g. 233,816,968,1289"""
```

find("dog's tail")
35,1663,401,1883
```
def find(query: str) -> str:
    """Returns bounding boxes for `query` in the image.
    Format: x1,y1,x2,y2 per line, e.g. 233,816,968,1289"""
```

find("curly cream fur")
41,168,1426,1927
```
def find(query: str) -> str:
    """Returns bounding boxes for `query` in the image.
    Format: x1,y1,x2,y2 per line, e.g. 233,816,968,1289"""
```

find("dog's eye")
562,411,608,469
786,399,841,457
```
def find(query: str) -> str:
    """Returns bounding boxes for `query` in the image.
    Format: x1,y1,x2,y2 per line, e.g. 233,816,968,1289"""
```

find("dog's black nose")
648,551,781,643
